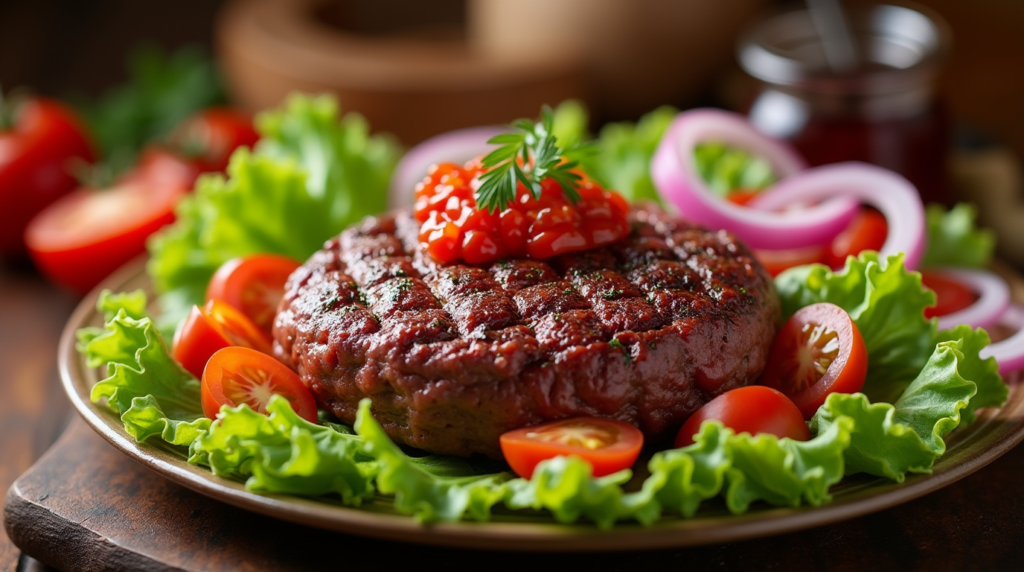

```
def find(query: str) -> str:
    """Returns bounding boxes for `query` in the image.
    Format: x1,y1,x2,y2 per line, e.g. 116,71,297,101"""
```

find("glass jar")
738,4,952,205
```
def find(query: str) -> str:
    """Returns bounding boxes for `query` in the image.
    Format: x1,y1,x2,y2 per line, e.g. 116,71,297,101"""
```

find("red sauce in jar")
414,160,630,265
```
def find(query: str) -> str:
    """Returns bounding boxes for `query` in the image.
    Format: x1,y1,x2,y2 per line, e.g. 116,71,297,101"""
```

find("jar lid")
737,4,951,95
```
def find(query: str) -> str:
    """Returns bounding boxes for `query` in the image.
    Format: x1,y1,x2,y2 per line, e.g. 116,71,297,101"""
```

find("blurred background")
2,0,1022,147
2,0,1024,272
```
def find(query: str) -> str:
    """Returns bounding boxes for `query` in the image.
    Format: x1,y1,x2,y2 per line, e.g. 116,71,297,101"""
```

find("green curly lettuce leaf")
147,93,401,335
353,399,852,528
812,334,995,481
933,325,1007,424
78,290,209,446
775,252,939,402
549,101,675,204
922,203,996,268
191,398,378,504
353,399,511,522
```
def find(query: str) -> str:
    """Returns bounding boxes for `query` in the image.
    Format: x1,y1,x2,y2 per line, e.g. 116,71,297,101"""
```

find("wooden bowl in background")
216,0,588,144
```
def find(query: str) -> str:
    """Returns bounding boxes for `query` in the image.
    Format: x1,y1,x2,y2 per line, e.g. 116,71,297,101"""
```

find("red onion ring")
981,304,1024,375
929,268,1011,330
651,109,861,250
389,126,507,209
750,163,926,269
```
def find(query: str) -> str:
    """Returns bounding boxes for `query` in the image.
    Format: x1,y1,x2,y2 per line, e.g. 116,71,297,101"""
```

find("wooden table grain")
0,263,76,571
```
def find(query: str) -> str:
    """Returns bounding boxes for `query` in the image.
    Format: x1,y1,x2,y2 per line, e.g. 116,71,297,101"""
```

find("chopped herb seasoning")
609,337,632,365
601,288,623,300
322,296,341,311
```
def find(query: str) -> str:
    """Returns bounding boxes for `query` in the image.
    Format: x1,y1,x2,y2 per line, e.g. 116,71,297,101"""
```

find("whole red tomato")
169,108,259,172
0,97,94,257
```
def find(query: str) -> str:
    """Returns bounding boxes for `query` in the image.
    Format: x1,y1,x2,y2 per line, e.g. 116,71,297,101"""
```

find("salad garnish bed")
77,94,1011,528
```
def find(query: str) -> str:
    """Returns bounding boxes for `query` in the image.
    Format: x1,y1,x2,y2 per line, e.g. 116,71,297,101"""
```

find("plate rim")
57,258,1024,552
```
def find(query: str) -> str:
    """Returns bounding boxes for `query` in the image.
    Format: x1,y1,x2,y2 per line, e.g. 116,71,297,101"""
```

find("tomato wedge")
206,254,301,332
760,302,868,419
201,346,317,422
172,299,273,378
500,417,644,479
823,208,888,269
675,386,809,447
921,271,977,319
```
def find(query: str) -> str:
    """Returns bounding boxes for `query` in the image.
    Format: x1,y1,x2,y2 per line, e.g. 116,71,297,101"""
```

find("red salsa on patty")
414,160,631,264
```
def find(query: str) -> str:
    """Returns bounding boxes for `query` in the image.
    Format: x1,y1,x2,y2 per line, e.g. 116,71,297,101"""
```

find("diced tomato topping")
413,161,630,264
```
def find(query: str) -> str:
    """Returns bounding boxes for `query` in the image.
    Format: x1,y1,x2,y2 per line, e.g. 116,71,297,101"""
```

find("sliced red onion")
929,268,1011,330
389,126,507,210
981,304,1024,375
750,163,926,269
652,109,860,250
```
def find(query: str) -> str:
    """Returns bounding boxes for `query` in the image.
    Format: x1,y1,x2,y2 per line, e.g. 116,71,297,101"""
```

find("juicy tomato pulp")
922,271,977,319
675,386,809,447
206,254,301,332
760,302,868,419
822,208,888,269
751,208,889,276
0,97,95,257
201,346,317,422
25,148,200,293
414,161,630,264
500,417,644,478
173,299,273,379
754,245,827,278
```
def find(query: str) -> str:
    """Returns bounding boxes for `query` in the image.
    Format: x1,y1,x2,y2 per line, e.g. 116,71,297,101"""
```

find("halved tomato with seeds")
172,299,273,379
759,302,868,419
206,254,301,332
201,346,317,422
499,417,643,478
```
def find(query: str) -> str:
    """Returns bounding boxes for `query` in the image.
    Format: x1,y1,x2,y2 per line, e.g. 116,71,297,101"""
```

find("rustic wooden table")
4,260,1024,571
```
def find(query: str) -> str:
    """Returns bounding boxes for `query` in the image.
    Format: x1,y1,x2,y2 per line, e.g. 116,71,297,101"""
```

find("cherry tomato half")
206,254,301,332
25,148,200,293
0,97,95,257
500,417,644,479
201,346,317,422
675,386,809,447
921,271,977,319
823,208,888,270
760,302,868,419
172,299,273,379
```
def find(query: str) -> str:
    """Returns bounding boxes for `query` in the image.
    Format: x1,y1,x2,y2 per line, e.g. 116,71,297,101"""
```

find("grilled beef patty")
272,205,780,458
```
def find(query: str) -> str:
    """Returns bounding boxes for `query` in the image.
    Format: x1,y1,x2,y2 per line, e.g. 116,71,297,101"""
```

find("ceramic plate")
58,259,1024,551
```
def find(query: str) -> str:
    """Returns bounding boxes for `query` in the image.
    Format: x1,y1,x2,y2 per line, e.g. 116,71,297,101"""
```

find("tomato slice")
759,302,868,419
823,208,888,269
921,271,977,319
172,299,274,378
206,254,301,332
499,417,644,479
754,245,826,277
201,346,317,422
25,148,199,293
675,386,809,447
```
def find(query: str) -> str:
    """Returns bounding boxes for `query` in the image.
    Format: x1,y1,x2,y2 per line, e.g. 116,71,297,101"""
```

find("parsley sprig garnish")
475,105,592,213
